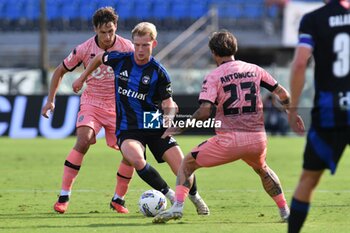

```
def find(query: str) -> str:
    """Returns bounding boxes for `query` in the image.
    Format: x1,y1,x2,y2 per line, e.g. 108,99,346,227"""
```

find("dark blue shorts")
117,129,179,163
303,126,350,174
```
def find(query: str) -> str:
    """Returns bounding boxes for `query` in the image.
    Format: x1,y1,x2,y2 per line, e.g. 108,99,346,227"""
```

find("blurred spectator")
263,94,289,135
264,0,289,35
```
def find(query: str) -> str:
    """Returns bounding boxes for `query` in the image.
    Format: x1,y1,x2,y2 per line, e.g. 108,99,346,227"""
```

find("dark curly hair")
92,6,119,29
208,30,238,57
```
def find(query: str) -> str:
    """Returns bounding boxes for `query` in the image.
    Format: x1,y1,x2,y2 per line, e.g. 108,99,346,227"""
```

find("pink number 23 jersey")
199,60,278,145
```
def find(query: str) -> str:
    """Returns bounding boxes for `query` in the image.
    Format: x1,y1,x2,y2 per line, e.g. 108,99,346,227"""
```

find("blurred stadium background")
0,0,323,138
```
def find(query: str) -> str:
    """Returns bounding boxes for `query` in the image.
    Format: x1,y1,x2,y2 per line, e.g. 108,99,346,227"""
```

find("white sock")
174,201,184,207
113,194,123,200
165,189,175,199
60,190,71,196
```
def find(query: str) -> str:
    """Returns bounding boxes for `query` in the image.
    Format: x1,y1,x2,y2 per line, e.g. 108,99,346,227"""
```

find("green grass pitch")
0,135,349,233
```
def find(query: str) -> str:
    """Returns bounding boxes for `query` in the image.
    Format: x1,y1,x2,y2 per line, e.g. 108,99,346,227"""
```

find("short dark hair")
92,7,119,29
208,30,238,57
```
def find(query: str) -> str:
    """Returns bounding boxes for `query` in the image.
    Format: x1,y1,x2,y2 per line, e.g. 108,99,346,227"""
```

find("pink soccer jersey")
199,60,278,144
63,35,134,111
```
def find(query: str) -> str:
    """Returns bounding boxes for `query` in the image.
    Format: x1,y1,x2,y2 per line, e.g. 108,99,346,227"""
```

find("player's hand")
72,78,84,93
41,102,55,118
161,127,184,138
163,114,175,127
288,110,305,136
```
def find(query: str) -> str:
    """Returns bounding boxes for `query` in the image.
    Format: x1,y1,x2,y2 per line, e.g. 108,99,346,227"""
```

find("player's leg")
253,164,290,222
153,152,200,223
161,144,209,215
154,137,229,223
54,105,101,213
104,122,134,213
242,140,289,222
288,169,323,233
288,128,347,232
110,158,134,213
174,153,200,208
54,126,95,213
120,138,174,202
288,128,348,232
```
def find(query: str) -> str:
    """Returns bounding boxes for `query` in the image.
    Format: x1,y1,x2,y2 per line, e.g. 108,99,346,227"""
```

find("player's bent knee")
129,158,147,170
74,138,92,153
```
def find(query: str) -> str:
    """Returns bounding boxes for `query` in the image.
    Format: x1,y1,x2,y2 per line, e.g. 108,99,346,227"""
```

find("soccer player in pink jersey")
153,30,305,223
41,7,135,214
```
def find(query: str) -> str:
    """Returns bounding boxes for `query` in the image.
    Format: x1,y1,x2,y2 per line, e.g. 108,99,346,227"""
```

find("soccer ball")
138,190,167,217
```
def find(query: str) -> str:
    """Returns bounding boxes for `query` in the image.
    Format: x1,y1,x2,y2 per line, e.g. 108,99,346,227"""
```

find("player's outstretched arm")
72,53,104,93
161,101,213,138
41,64,68,118
191,101,213,121
289,47,310,112
287,46,311,136
272,84,305,135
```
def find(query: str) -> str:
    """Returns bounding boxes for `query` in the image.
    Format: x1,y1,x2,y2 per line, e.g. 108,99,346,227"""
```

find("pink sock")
272,193,287,208
61,149,84,192
115,162,134,198
175,185,190,203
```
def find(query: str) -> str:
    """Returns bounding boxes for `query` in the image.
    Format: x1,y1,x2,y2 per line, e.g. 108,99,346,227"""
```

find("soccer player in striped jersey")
41,7,135,214
288,1,350,232
153,30,305,223
73,22,209,215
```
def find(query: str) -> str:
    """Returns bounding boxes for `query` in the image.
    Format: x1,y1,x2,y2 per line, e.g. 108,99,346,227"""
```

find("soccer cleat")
110,197,129,214
152,204,183,224
54,195,69,214
279,205,290,222
188,193,210,215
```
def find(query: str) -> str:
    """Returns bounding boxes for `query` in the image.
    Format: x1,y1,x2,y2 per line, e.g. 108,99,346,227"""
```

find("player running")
153,30,305,223
41,7,135,214
73,22,210,215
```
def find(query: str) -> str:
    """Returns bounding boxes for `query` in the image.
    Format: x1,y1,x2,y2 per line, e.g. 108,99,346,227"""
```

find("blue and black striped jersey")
298,0,350,128
102,51,172,135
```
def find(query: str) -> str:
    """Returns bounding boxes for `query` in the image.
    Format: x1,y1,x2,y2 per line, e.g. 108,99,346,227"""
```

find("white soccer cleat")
188,193,210,215
152,204,183,223
279,205,290,222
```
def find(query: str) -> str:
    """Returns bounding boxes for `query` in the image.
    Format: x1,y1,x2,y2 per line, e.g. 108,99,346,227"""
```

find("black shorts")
117,129,179,163
303,126,350,174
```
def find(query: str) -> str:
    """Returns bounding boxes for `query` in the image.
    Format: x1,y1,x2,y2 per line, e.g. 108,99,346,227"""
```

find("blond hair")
131,22,157,40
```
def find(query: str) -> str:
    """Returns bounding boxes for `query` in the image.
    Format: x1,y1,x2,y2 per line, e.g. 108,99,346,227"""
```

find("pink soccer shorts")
191,135,267,169
76,104,118,149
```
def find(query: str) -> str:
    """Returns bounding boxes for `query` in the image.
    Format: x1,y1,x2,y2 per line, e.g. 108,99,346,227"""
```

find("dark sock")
58,195,69,203
189,175,197,195
136,163,169,195
288,197,310,233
